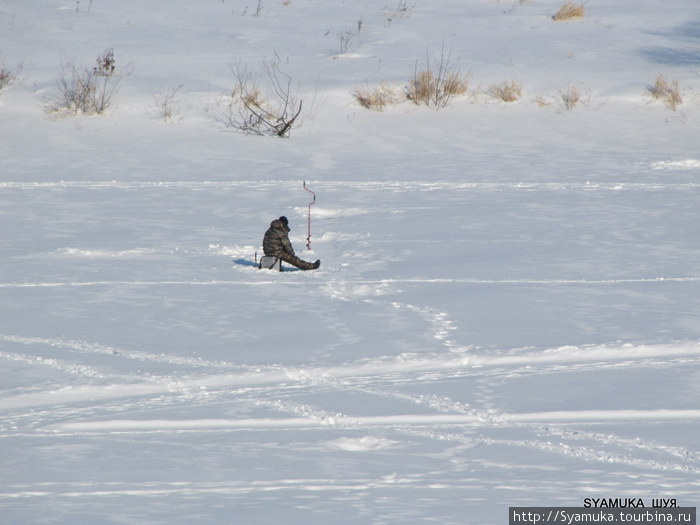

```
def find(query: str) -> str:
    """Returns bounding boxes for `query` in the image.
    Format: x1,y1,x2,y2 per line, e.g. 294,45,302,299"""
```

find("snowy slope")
1,1,699,524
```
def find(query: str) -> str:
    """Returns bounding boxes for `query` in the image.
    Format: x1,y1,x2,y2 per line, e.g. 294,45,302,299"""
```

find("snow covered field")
1,1,699,523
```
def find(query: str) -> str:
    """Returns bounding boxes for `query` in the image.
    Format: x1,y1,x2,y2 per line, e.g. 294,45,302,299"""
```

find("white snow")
651,159,700,171
1,1,699,524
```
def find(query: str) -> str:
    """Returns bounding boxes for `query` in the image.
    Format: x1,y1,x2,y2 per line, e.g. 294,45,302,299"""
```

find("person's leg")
277,252,320,270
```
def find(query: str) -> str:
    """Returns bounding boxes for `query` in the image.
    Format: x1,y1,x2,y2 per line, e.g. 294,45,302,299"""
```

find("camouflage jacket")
262,219,295,257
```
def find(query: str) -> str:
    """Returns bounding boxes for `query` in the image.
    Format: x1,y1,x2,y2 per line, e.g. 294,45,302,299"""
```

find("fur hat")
279,216,289,226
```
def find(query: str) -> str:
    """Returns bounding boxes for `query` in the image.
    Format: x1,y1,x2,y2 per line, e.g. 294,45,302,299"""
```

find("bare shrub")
560,84,584,110
488,80,523,102
385,0,415,26
153,84,184,122
352,83,401,111
648,74,682,111
93,48,116,77
552,2,585,21
0,60,21,91
222,58,303,137
392,0,414,18
48,49,120,115
501,0,532,15
337,30,355,55
0,67,14,91
407,43,469,109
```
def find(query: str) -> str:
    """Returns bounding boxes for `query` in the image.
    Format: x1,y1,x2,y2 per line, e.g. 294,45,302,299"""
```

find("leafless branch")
223,58,303,137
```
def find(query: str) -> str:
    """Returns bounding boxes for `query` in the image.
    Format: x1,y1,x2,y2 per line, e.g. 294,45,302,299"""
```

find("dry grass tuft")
533,95,554,107
407,69,470,108
407,70,437,104
552,2,585,21
352,83,401,111
648,74,682,111
561,85,583,110
488,80,523,102
443,71,470,98
406,43,470,110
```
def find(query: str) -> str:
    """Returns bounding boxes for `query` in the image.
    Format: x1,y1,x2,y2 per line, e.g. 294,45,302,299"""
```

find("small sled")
258,255,282,271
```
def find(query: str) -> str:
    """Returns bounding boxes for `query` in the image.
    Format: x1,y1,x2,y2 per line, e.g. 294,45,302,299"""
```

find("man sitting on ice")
262,216,320,271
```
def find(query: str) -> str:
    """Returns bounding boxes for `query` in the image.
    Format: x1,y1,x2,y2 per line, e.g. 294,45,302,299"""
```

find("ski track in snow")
2,327,699,480
2,230,700,488
2,174,699,514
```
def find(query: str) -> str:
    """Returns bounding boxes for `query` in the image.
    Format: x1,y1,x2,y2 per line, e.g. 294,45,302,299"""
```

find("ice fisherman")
262,216,320,270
